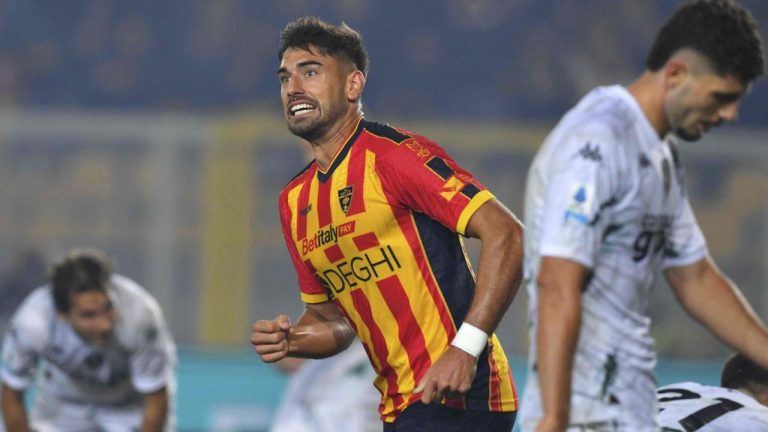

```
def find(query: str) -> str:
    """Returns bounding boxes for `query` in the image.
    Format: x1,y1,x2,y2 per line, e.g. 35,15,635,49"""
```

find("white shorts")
518,349,658,432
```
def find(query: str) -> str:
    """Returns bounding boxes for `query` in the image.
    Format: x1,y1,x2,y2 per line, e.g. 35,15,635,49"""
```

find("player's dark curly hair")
278,16,369,76
646,0,765,84
721,353,768,395
51,249,112,313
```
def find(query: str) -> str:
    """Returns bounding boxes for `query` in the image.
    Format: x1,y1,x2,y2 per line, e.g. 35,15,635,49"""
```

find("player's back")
658,381,768,431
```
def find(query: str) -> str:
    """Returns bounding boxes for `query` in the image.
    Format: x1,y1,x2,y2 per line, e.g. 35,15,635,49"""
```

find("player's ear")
663,56,690,91
346,70,365,102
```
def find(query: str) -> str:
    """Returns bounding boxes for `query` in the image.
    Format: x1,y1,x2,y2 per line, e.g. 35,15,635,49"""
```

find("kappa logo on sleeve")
563,183,593,225
577,141,602,162
439,176,465,201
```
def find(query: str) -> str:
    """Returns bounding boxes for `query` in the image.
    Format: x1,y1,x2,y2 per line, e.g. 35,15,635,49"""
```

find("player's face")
665,72,747,141
63,290,116,345
278,46,352,141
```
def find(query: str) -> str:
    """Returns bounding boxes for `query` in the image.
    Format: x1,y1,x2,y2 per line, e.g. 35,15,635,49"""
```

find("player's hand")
414,345,477,404
250,314,291,363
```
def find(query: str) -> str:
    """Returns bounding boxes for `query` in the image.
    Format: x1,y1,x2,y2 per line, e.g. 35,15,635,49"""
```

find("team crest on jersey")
338,186,354,214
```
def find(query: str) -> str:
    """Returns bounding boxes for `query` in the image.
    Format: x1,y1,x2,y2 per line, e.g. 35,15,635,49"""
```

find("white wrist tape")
451,322,488,357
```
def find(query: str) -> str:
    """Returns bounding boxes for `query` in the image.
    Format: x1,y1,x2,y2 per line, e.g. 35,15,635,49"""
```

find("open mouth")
290,103,316,116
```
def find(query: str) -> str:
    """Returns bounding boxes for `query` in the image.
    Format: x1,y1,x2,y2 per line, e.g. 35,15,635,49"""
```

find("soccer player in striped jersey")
250,16,524,432
519,1,767,431
658,353,768,431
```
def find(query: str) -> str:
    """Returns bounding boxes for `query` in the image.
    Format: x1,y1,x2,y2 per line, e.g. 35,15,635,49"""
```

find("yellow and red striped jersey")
279,118,517,422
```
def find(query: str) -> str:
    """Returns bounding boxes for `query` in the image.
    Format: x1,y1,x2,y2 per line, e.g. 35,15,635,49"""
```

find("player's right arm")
529,117,623,431
1,383,31,432
253,177,357,362
251,301,355,362
535,257,589,432
1,292,47,432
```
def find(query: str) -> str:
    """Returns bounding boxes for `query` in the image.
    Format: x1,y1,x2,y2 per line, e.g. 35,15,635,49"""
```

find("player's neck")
311,111,363,170
741,387,768,407
628,72,670,139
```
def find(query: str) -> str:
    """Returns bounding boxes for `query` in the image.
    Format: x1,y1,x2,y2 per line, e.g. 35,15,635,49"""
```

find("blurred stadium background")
0,1,766,430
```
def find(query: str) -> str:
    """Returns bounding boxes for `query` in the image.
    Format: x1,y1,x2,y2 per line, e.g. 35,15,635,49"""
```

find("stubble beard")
673,125,703,142
666,105,702,142
286,93,348,142
675,131,699,142
287,115,328,142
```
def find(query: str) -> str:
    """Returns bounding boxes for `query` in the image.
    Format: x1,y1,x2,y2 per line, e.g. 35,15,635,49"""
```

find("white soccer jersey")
519,86,708,431
1,275,177,429
658,382,768,431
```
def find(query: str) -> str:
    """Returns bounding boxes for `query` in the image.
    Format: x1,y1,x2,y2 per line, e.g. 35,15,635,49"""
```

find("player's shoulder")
359,119,449,168
658,381,706,392
557,85,641,144
658,381,722,398
278,160,314,222
6,286,54,342
13,286,53,319
658,382,762,407
111,274,151,297
280,160,315,195
111,275,173,348
539,86,643,174
360,119,412,145
110,274,162,316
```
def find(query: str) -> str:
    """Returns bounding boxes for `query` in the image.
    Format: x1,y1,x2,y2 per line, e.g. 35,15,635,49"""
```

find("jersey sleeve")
661,196,708,269
279,183,330,304
376,134,494,236
126,288,177,394
536,127,622,268
0,294,48,390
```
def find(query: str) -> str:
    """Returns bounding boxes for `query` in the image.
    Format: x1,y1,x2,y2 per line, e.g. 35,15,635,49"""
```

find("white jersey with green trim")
1,274,177,407
658,381,768,431
519,85,708,431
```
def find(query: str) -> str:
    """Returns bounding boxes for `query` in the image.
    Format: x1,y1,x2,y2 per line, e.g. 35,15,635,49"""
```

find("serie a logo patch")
338,186,354,214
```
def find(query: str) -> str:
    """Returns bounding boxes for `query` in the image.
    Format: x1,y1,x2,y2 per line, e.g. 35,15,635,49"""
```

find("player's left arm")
665,256,768,367
416,198,524,403
461,198,524,344
1,383,31,432
126,287,176,432
140,386,169,432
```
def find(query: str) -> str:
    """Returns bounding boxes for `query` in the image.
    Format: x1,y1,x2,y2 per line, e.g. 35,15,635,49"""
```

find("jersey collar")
316,116,366,183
